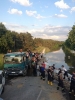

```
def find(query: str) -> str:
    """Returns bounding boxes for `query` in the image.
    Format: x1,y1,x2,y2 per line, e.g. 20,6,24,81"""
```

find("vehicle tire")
22,68,27,77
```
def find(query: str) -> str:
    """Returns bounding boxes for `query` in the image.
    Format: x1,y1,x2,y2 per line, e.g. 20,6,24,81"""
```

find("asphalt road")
1,70,70,100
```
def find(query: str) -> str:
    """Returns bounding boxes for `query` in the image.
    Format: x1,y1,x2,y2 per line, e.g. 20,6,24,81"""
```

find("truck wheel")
23,68,27,76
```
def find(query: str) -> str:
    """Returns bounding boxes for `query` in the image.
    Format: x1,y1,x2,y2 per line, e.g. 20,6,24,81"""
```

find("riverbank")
38,52,75,100
37,56,71,100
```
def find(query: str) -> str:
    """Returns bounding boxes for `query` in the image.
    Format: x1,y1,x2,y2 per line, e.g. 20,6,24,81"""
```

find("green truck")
3,52,31,76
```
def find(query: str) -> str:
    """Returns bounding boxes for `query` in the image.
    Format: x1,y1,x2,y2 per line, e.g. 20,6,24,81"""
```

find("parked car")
0,70,5,95
0,98,3,100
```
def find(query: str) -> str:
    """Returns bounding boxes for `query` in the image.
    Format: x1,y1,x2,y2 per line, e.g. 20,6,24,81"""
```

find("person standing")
47,66,50,84
51,64,55,81
57,68,64,92
39,64,42,77
69,73,75,96
42,61,46,68
47,66,53,85
61,65,70,80
40,63,45,80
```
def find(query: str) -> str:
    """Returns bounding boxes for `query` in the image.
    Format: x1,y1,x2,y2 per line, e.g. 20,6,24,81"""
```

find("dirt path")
42,48,45,54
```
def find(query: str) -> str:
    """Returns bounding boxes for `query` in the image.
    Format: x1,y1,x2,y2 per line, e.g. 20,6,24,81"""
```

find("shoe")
62,88,65,92
48,81,50,84
57,87,59,90
43,78,45,81
50,82,53,86
41,76,42,79
69,92,71,94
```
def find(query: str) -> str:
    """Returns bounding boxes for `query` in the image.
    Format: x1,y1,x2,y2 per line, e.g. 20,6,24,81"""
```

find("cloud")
54,0,70,9
72,0,75,2
54,14,67,18
26,10,46,19
8,8,22,15
32,24,38,27
45,6,48,8
42,34,59,40
35,14,45,19
2,22,71,41
2,22,27,32
60,10,63,12
29,25,71,41
11,0,32,6
25,11,67,19
70,7,75,12
26,10,37,16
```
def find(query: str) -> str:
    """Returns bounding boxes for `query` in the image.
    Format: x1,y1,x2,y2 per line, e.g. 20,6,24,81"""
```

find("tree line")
0,23,63,53
64,25,75,50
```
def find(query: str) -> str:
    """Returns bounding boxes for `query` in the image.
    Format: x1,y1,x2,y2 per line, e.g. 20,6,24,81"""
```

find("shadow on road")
5,68,33,85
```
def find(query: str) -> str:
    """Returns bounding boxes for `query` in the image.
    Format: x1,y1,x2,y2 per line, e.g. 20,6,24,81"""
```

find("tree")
65,25,75,50
0,35,7,53
0,23,7,37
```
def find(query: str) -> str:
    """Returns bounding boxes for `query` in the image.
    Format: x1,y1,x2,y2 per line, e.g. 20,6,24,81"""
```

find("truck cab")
3,52,29,76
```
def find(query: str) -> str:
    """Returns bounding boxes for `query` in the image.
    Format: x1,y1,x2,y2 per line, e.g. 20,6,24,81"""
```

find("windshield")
4,56,22,64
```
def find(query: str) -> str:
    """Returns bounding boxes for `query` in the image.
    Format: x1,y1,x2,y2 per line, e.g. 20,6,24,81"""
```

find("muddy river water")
44,48,75,74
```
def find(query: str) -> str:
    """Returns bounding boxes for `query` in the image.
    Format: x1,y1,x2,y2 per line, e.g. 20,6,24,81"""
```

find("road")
1,72,69,100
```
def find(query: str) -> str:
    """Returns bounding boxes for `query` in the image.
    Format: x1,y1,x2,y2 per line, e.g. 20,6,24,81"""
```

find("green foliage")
0,23,63,53
34,38,63,52
62,45,75,74
0,35,7,53
64,25,75,50
0,23,7,37
0,54,4,69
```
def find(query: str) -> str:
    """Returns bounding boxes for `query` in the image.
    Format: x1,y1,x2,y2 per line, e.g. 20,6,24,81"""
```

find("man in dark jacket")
57,68,64,92
69,74,75,96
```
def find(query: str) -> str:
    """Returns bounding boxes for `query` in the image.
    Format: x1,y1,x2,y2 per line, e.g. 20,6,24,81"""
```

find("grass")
0,54,4,70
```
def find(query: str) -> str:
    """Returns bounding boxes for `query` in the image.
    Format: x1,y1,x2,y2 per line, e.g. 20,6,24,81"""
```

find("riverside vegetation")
62,25,75,74
0,22,63,69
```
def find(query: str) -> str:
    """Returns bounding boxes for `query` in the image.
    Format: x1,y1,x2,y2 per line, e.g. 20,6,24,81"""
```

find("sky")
0,0,75,41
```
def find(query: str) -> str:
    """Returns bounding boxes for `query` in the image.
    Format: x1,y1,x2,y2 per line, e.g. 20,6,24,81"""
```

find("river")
44,48,75,74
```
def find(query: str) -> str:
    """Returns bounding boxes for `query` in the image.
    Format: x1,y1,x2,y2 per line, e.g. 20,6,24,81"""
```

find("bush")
0,54,4,70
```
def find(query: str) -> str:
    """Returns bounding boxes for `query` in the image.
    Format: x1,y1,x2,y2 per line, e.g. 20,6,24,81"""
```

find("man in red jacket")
41,61,46,80
42,61,46,68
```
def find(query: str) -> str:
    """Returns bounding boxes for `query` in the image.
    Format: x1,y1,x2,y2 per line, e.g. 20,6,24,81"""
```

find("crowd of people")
38,61,75,97
24,50,75,97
